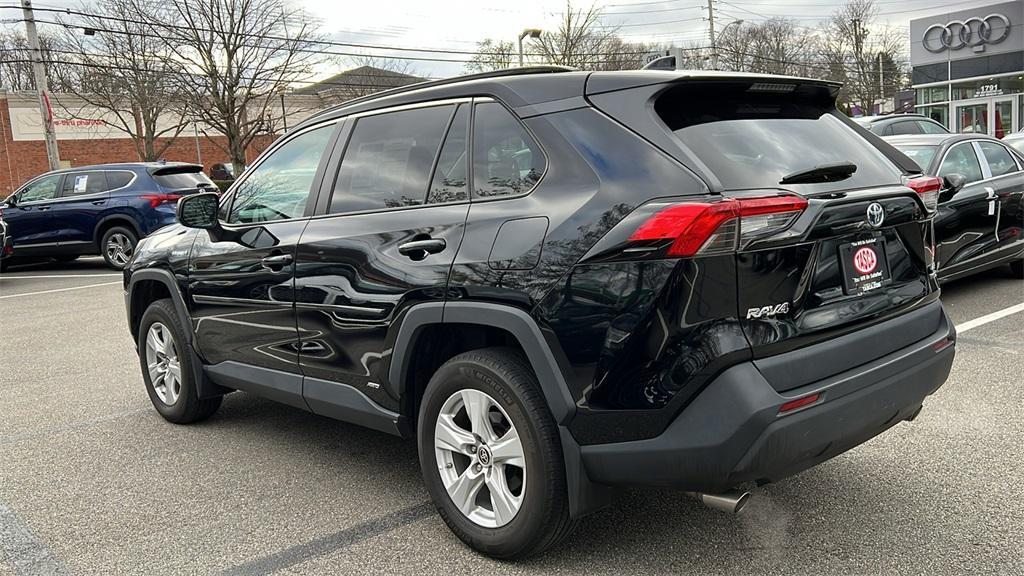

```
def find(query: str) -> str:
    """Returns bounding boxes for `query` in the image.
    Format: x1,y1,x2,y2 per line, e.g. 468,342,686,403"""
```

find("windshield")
656,85,903,192
890,145,939,172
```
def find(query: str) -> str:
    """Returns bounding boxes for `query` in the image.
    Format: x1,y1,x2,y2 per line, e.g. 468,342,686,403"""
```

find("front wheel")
418,348,574,559
101,226,138,270
139,299,221,424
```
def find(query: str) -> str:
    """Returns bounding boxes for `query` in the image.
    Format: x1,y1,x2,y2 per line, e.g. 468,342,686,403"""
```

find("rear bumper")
579,301,955,492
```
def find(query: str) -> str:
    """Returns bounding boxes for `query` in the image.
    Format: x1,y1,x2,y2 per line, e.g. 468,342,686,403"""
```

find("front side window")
330,105,453,214
18,174,62,202
473,102,545,198
938,143,984,183
978,141,1018,177
61,172,108,196
228,124,335,224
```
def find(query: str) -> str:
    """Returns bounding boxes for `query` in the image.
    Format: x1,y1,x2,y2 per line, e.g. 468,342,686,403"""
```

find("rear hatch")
591,76,942,392
151,164,218,195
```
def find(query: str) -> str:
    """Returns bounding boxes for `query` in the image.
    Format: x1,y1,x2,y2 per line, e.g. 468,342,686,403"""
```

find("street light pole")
20,0,60,171
279,88,287,133
518,28,542,67
713,19,744,71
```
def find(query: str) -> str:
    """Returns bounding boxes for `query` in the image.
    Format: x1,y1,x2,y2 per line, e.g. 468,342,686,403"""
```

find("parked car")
0,211,11,271
0,162,215,270
209,162,235,181
123,68,956,559
1003,131,1024,155
853,113,950,136
885,134,1024,281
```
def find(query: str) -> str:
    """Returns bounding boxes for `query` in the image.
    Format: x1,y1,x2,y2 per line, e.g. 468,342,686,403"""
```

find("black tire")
1010,259,1023,279
100,226,138,270
417,347,575,559
138,299,222,424
52,255,79,263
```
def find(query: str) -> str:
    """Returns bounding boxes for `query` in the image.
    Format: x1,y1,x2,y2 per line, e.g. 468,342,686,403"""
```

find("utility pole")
21,0,60,171
707,0,718,70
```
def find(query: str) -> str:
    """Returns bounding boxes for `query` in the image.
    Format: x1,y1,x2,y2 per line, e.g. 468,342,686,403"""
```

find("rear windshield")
656,84,903,192
890,145,938,172
153,168,214,190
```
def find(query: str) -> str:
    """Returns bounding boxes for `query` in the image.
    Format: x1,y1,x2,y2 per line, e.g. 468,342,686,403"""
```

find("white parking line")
0,274,122,279
957,302,1024,334
0,281,121,299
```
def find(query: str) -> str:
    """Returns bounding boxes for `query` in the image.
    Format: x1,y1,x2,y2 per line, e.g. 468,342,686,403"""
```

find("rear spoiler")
585,70,842,98
149,163,204,176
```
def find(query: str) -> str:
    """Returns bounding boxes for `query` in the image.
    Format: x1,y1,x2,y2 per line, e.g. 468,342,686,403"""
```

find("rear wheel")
139,299,221,424
1010,259,1023,279
101,226,137,270
418,348,574,559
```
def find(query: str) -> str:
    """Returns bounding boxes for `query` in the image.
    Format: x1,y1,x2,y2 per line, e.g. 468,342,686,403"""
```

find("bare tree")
717,18,818,77
819,0,907,112
54,0,190,161
465,39,517,73
137,0,329,171
0,29,74,91
530,2,619,70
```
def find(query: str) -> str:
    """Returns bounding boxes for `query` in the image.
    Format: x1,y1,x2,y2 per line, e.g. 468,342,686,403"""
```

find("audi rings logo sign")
922,14,1011,53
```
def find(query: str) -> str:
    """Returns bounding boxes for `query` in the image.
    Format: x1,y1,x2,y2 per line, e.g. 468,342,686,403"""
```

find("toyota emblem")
922,14,1011,53
866,203,885,228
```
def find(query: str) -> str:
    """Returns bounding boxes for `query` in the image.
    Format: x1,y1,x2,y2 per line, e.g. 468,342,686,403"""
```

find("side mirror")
176,192,220,230
5,194,17,207
942,173,966,197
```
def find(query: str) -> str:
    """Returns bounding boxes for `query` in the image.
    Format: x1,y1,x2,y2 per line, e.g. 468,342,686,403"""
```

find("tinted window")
154,169,214,190
889,121,921,135
228,124,334,224
331,105,453,213
18,174,62,202
60,172,108,195
106,171,134,189
938,143,984,183
656,87,901,192
892,145,938,171
918,120,947,134
427,104,468,204
978,142,1018,177
473,102,545,198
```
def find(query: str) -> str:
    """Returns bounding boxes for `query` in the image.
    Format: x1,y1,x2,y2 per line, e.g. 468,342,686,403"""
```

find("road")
1,257,1022,575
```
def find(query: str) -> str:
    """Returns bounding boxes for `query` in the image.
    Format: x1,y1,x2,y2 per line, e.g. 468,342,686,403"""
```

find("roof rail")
317,65,575,116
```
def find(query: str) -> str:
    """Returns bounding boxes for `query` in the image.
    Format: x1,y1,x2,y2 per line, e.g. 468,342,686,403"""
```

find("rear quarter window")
655,84,903,193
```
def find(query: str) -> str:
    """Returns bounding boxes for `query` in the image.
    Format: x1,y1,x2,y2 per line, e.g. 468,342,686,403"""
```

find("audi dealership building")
911,0,1023,137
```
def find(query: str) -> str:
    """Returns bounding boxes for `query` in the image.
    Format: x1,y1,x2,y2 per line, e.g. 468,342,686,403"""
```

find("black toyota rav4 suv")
123,68,956,558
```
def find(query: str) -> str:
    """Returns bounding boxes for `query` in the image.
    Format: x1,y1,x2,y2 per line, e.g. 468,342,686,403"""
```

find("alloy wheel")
106,233,133,266
145,322,181,405
434,389,526,528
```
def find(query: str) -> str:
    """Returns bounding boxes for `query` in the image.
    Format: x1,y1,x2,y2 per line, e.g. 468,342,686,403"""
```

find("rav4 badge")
746,302,791,319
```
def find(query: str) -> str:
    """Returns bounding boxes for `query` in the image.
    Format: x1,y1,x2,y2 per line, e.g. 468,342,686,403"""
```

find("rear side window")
978,142,1018,177
153,168,213,190
61,172,108,195
427,104,469,204
473,102,545,198
655,84,902,192
938,143,984,183
106,171,135,189
889,121,921,135
331,105,453,213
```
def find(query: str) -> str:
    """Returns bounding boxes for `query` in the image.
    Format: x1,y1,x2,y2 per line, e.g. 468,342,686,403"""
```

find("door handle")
91,200,106,205
260,253,293,270
398,238,446,260
37,205,51,211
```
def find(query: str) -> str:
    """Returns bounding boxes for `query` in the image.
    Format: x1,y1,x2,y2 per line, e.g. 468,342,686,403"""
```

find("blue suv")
0,162,215,270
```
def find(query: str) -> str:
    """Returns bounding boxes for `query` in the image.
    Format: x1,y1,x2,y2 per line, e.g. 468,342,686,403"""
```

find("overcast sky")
21,0,1007,80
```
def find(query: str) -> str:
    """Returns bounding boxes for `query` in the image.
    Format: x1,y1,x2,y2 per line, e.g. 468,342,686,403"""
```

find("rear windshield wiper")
779,162,857,185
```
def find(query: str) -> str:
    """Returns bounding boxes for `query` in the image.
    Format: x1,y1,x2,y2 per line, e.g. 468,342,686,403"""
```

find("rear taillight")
906,176,942,212
140,193,182,209
629,194,808,257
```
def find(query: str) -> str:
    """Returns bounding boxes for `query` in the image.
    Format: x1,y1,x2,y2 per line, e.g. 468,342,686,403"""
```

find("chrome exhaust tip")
685,490,751,514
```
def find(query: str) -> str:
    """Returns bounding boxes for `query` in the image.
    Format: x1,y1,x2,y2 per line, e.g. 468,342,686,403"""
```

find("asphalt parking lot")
1,257,1022,575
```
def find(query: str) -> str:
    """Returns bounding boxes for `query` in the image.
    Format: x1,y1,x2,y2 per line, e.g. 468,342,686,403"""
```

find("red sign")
853,246,878,275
